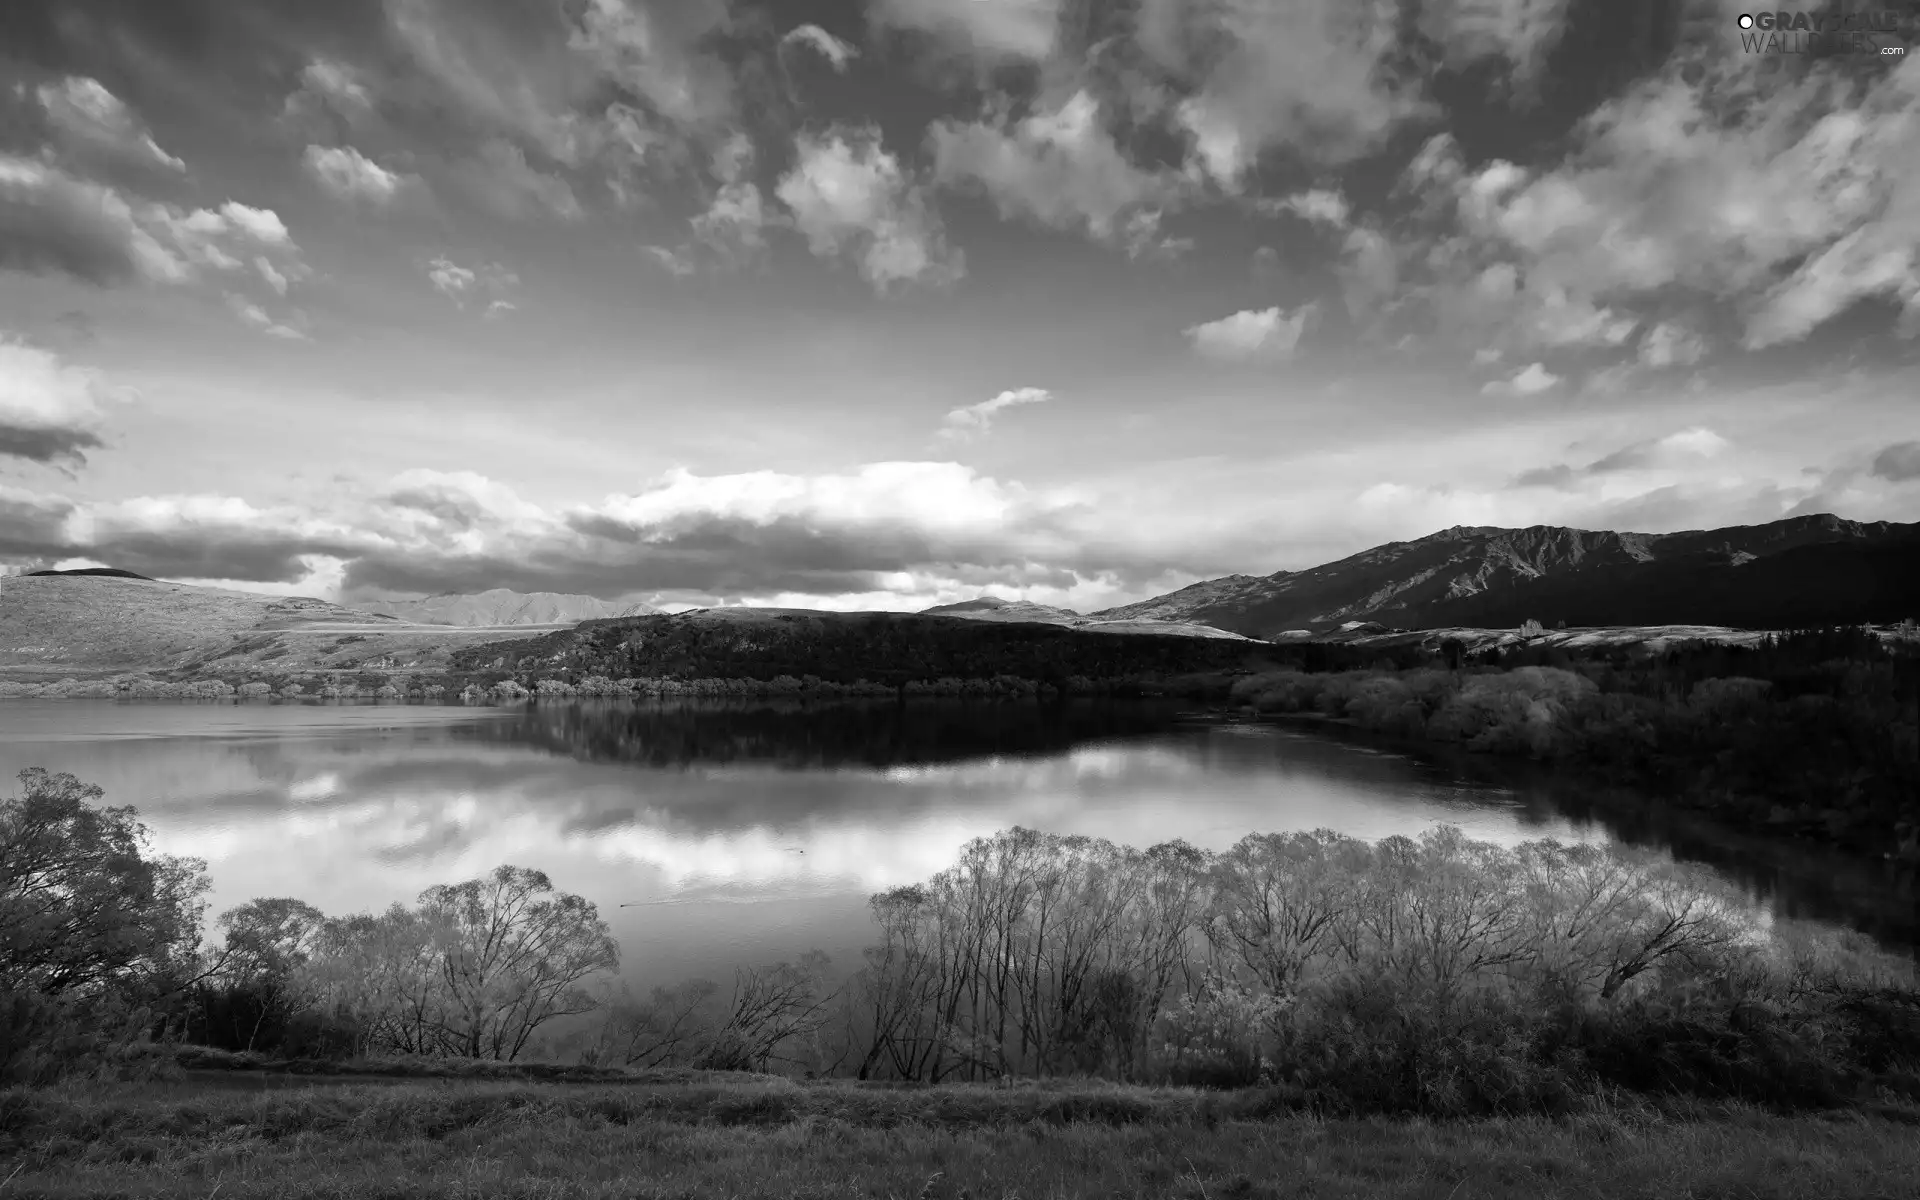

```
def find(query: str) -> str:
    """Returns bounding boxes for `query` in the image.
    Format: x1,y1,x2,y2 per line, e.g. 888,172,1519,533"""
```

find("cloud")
1514,427,1736,491
285,59,375,126
0,155,183,285
1,152,307,293
1588,427,1730,474
870,0,1063,64
460,139,584,220
781,24,859,71
1406,50,1920,356
255,256,290,296
0,337,110,469
1870,441,1920,483
1268,188,1351,228
426,255,519,311
930,92,1186,249
566,0,738,134
939,388,1050,442
1638,321,1707,369
303,144,417,205
687,138,769,269
639,244,698,277
1140,0,1429,185
35,76,186,177
775,125,962,293
1415,0,1574,86
1481,362,1559,396
1185,306,1314,364
224,293,307,341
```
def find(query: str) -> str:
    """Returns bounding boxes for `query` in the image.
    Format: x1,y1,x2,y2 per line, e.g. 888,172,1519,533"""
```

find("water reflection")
0,698,1911,990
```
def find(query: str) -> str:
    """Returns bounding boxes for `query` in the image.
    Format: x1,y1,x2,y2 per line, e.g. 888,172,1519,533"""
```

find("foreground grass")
6,1074,1920,1199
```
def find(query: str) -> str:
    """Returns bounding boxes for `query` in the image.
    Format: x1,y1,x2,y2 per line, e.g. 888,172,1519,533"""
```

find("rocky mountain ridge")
1089,514,1920,637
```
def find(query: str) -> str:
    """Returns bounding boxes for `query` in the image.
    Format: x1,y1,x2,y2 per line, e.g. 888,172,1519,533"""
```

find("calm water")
1,698,1912,992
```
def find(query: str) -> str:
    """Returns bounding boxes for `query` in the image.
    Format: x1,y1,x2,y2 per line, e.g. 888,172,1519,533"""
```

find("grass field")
5,1067,1920,1200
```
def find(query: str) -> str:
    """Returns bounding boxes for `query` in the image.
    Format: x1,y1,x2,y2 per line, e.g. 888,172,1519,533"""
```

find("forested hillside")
448,610,1269,692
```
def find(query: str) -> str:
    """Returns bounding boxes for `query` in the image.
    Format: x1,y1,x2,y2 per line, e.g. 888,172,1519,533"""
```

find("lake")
2,697,1913,996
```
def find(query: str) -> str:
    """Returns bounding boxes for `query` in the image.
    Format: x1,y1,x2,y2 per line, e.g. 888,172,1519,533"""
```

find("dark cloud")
1510,463,1576,490
0,489,76,557
83,529,368,584
0,423,105,468
1870,442,1920,484
0,157,156,286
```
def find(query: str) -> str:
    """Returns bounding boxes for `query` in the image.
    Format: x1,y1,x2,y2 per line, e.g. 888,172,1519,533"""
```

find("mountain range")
1087,513,1920,638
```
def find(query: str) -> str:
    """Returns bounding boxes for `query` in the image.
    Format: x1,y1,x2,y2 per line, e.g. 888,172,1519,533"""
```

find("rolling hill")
1092,514,1920,638
351,588,659,626
920,595,1251,640
0,573,558,681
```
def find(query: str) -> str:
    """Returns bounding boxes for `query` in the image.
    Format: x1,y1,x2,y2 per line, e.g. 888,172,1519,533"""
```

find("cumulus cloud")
1185,306,1314,364
776,125,962,292
1381,45,1920,360
35,76,186,177
303,144,417,205
426,255,520,312
0,337,110,469
938,388,1050,442
1481,362,1560,396
1871,441,1920,483
0,156,179,285
930,91,1187,248
870,0,1063,64
1141,0,1427,185
781,24,859,71
0,156,305,292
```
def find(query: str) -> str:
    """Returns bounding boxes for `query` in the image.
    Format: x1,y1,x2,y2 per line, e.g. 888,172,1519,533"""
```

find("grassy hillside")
0,574,556,683
6,1068,1918,1200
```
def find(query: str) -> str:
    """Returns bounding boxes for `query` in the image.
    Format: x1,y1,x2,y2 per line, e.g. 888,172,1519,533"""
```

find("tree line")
1234,627,1920,862
6,768,1918,1117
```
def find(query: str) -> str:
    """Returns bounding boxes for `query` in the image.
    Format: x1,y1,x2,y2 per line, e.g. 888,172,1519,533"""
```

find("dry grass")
0,575,550,681
3,1074,1918,1199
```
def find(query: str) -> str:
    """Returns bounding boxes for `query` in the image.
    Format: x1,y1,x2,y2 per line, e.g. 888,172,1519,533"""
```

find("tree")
200,898,327,1052
416,866,620,1060
0,769,208,1002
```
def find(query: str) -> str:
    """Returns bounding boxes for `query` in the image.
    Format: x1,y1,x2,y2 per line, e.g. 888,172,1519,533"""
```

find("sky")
1,0,1918,614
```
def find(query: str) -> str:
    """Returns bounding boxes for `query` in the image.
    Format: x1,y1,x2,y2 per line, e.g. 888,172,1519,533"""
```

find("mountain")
919,595,1253,640
353,588,660,627
1094,514,1920,638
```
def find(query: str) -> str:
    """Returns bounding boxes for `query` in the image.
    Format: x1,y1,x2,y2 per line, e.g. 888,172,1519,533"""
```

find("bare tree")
416,866,620,1060
699,951,837,1072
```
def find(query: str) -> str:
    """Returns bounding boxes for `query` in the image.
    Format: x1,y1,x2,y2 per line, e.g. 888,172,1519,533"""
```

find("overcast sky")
1,0,1917,612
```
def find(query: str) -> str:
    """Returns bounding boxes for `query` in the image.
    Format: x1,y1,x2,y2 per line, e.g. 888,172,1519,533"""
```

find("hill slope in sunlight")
0,574,555,681
353,588,660,626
